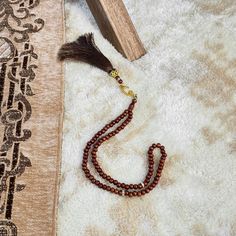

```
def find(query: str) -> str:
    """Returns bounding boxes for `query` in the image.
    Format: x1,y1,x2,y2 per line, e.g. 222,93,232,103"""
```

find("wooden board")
86,0,146,61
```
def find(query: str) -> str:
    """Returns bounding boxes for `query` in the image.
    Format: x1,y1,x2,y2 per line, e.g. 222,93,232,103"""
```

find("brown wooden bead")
102,173,107,179
89,176,94,180
147,173,152,178
148,171,153,177
85,172,91,178
106,175,111,181
128,104,134,110
151,182,156,188
111,188,115,193
148,150,153,154
145,177,151,182
94,164,99,169
148,186,154,191
149,160,154,165
123,121,128,126
137,183,143,189
153,180,159,185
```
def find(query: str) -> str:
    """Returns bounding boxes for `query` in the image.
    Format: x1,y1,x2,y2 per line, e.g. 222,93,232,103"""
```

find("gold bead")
109,69,119,78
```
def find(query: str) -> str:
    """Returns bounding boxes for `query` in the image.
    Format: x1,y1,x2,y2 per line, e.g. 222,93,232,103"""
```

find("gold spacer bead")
109,69,119,78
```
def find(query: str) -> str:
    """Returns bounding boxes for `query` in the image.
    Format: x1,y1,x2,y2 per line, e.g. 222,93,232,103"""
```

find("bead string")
82,69,167,197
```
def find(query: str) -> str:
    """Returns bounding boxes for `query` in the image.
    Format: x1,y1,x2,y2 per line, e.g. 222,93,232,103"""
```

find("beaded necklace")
58,33,167,197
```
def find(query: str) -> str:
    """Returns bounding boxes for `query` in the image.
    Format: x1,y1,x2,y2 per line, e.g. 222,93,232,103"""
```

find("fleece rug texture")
59,0,236,235
0,0,64,235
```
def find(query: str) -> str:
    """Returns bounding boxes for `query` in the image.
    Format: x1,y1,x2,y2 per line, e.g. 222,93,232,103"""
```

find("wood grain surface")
86,0,146,61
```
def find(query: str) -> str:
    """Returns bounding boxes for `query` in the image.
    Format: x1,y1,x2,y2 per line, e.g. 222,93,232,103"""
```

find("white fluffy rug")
58,0,236,235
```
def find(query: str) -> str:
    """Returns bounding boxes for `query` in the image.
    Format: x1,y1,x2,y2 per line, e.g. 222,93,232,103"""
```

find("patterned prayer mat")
0,0,64,235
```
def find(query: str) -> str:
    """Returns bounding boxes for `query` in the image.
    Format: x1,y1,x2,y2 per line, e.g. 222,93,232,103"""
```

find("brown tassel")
58,33,114,73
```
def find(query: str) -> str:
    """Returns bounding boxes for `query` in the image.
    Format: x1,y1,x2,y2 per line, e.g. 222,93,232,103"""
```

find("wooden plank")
86,0,146,61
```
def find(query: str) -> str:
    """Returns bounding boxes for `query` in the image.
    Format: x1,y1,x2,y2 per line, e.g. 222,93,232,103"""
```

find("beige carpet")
0,0,64,235
59,0,236,235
